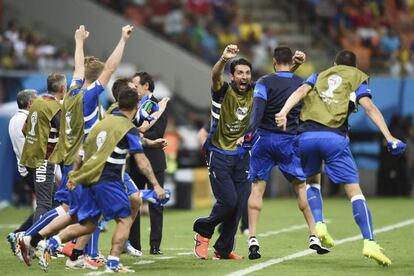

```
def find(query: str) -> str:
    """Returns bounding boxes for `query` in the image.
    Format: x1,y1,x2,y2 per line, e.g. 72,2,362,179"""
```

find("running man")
193,45,304,259
243,46,328,260
276,50,406,266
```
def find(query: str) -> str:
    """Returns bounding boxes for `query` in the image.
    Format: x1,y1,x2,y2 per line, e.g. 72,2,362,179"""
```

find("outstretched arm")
212,44,239,91
275,83,312,130
98,25,133,86
73,25,89,80
359,97,398,142
359,97,406,156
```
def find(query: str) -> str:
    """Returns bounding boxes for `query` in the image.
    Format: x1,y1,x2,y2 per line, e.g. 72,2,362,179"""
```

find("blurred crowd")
302,0,414,75
0,20,74,71
95,0,280,78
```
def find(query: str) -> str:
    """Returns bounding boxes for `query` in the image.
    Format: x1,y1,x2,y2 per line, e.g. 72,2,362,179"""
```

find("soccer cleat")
14,233,24,262
213,251,243,260
61,241,76,257
315,222,335,248
194,233,209,260
10,232,24,261
36,240,51,272
90,255,106,267
18,235,33,266
363,240,392,266
7,232,17,255
248,237,261,260
65,256,99,270
124,241,143,257
105,264,135,273
309,235,330,255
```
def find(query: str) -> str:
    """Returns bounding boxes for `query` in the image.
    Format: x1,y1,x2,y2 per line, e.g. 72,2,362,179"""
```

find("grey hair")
16,89,37,109
47,73,67,93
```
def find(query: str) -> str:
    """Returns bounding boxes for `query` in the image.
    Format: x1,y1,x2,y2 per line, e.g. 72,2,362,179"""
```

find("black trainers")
248,237,261,260
150,247,163,255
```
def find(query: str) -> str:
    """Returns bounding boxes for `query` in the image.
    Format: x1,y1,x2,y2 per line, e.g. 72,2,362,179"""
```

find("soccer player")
17,24,134,268
192,45,253,260
7,89,37,255
198,119,249,236
193,44,305,260
243,46,329,260
275,50,406,266
38,87,166,273
20,73,66,222
106,77,169,258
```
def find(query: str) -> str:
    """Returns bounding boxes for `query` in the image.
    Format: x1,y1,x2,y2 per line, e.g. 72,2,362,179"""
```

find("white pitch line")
134,260,156,265
177,252,194,256
258,220,331,238
258,223,309,238
228,218,414,276
155,256,176,260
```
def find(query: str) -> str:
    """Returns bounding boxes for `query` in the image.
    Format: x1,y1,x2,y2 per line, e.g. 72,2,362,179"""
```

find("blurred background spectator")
1,20,74,71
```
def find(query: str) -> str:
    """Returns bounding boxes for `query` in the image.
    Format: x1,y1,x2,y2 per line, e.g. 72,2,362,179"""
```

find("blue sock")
85,227,101,258
106,255,119,268
25,206,64,236
48,235,61,254
306,184,324,223
351,195,374,240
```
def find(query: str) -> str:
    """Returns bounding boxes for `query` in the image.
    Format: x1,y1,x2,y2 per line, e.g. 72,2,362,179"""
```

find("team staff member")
20,73,66,222
7,89,37,255
129,72,168,255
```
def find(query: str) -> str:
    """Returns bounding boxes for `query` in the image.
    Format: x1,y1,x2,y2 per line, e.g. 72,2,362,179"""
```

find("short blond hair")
84,56,104,82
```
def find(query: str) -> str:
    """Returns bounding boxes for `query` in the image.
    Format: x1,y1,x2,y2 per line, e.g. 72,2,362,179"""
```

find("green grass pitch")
0,198,413,275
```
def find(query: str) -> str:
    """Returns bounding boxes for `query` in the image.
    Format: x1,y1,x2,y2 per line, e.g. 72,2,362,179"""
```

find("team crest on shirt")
65,111,73,135
235,107,248,121
96,131,107,151
28,112,38,136
320,74,341,104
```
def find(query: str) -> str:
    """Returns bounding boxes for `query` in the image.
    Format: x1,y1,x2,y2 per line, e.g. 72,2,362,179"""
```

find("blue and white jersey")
69,78,105,138
100,113,144,181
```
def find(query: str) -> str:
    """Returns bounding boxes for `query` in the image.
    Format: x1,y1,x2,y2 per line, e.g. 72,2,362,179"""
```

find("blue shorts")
124,172,139,197
54,164,74,205
68,185,83,217
77,179,131,224
249,130,305,182
298,131,359,184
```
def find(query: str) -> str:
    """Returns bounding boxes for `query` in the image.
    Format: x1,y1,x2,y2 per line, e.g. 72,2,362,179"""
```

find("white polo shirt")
9,109,29,177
